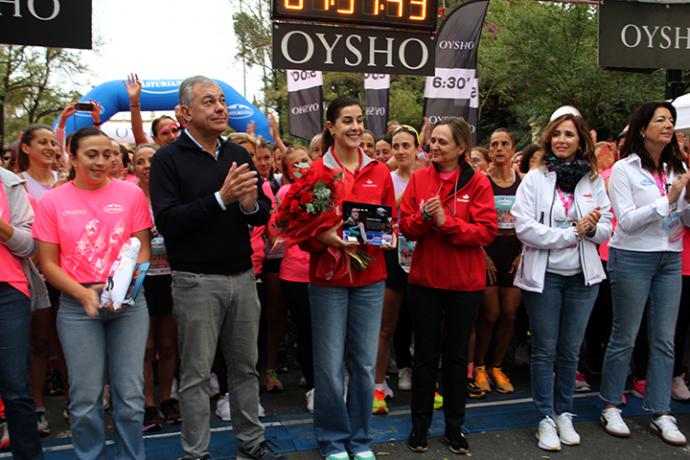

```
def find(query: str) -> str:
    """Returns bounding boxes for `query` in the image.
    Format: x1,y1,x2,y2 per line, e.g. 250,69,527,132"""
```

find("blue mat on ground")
37,393,690,459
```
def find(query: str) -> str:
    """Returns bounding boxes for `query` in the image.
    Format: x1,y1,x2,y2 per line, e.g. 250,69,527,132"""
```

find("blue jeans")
58,292,149,460
0,283,44,460
522,272,598,419
309,282,384,457
600,248,682,414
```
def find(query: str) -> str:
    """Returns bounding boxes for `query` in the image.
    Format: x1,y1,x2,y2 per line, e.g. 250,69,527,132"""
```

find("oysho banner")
364,74,390,139
423,0,489,143
287,70,324,141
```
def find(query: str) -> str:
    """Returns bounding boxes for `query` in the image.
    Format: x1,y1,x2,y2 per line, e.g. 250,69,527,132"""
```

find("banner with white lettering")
0,0,92,49
287,70,324,141
423,0,489,143
364,74,390,139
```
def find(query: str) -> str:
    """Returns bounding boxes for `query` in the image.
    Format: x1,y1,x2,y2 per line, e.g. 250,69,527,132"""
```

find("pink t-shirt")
33,180,152,284
0,184,29,296
276,185,310,283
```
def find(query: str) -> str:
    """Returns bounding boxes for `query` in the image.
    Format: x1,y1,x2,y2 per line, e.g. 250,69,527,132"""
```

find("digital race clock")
272,0,438,31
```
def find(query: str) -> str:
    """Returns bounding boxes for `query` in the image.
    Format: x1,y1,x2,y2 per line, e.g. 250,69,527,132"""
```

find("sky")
72,0,264,104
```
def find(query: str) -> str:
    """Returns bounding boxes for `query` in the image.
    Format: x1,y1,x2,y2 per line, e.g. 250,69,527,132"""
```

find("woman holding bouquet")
399,117,497,455
33,127,152,459
301,96,396,460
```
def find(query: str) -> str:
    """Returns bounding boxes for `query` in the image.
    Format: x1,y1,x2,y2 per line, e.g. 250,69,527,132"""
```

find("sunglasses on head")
159,124,181,137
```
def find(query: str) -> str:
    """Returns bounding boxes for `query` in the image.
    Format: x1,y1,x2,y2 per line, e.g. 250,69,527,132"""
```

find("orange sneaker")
490,367,514,394
264,369,284,393
474,365,491,393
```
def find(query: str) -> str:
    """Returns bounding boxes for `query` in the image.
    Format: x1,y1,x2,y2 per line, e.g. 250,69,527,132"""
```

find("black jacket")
150,131,270,274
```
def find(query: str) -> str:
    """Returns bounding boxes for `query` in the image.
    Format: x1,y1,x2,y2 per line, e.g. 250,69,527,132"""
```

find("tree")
0,45,85,149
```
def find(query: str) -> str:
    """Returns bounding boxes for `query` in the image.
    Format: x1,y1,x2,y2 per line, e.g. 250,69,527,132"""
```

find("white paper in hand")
100,237,141,310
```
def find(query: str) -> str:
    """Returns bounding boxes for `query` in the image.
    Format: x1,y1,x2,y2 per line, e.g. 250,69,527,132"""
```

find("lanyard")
653,171,668,197
556,187,574,217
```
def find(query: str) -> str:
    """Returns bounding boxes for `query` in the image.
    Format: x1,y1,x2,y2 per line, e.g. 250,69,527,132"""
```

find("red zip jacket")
302,148,396,287
399,162,497,291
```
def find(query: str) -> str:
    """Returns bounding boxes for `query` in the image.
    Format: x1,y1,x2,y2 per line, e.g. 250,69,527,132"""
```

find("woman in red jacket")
399,117,497,455
303,96,396,460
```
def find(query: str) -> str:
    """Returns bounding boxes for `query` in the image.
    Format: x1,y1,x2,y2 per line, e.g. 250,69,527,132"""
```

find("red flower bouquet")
268,165,374,280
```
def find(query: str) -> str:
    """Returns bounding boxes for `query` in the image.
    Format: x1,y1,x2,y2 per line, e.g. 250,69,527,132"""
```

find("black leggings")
280,280,314,389
408,284,482,435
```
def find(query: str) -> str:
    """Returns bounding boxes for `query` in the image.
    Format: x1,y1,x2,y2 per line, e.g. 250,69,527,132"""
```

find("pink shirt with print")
33,180,152,284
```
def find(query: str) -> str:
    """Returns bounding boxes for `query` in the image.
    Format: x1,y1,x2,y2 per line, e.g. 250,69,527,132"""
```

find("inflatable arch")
53,78,272,141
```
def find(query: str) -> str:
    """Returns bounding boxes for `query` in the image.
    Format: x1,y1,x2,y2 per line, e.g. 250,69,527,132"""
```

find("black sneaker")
467,381,487,400
407,430,428,453
237,441,287,460
160,399,182,424
143,406,162,432
444,432,469,455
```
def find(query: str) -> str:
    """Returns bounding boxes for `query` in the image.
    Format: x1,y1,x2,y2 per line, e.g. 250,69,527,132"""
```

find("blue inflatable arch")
53,78,272,141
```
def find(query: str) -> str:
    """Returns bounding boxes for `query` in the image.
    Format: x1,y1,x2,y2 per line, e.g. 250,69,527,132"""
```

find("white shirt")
609,153,690,252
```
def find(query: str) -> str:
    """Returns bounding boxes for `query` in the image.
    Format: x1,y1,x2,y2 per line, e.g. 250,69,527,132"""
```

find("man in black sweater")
150,75,285,460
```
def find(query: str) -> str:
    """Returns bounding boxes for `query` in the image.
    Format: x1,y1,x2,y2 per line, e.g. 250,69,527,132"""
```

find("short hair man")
150,76,285,460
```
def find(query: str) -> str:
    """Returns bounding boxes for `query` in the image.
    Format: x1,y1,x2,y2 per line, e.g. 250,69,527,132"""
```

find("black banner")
287,69,323,141
273,22,435,76
0,0,92,49
423,0,489,143
364,74,389,139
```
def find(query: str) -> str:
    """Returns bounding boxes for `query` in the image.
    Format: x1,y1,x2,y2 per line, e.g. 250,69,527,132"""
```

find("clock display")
272,0,437,31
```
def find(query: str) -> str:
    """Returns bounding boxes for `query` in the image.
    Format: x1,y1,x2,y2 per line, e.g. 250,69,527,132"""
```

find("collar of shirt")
184,129,223,159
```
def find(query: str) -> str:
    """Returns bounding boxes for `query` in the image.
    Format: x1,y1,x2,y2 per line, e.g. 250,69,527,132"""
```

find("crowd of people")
1,74,690,460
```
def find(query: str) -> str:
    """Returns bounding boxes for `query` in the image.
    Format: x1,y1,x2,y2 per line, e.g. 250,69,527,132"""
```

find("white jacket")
512,166,613,293
609,153,690,252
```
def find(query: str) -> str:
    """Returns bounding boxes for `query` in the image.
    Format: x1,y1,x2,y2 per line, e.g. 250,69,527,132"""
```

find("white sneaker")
207,373,220,398
650,415,687,446
600,407,630,438
257,400,266,418
305,389,314,413
555,412,580,446
398,367,412,391
536,416,561,451
383,379,394,399
575,372,591,392
672,375,690,401
215,393,231,421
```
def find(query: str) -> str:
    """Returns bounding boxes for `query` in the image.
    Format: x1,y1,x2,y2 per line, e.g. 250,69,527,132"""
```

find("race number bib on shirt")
494,195,516,229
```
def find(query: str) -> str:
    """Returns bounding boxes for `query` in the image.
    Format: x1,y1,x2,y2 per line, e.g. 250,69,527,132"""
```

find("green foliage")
233,0,670,147
0,45,85,148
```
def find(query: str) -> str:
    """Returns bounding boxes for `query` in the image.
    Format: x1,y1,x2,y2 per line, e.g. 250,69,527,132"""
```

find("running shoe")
473,365,491,393
631,378,646,399
444,430,469,455
305,389,314,414
434,392,444,410
407,430,428,453
236,440,287,460
555,412,580,446
600,407,631,438
467,381,488,400
372,389,389,415
353,450,376,459
398,367,412,391
0,420,8,451
215,393,231,421
265,369,284,393
650,414,687,446
36,411,50,437
490,367,514,394
536,416,561,451
575,372,592,392
160,399,181,424
143,406,162,432
672,375,690,401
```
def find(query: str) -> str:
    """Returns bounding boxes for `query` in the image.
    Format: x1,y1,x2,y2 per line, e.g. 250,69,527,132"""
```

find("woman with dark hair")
0,164,47,460
519,144,543,175
400,117,497,455
18,124,63,436
473,128,522,395
374,136,393,163
470,146,490,172
303,96,396,460
512,113,612,451
151,115,180,148
33,126,152,459
600,101,690,446
360,130,376,159
372,125,419,415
